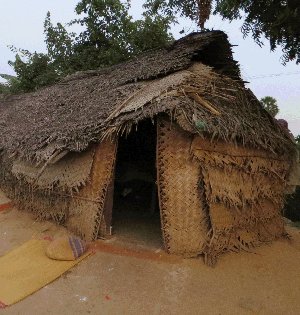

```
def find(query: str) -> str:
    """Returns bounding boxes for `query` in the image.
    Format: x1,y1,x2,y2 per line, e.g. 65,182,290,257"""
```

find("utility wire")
247,71,300,80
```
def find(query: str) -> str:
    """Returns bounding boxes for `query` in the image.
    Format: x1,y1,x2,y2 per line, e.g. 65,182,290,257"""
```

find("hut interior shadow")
111,119,162,250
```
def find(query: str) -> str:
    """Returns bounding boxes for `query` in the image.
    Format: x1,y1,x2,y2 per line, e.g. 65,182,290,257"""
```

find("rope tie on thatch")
174,86,221,116
187,92,220,116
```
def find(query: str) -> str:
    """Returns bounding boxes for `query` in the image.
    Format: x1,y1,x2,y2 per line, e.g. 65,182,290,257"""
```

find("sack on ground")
46,236,87,261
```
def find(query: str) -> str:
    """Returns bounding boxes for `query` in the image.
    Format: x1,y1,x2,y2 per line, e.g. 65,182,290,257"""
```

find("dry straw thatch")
0,31,294,163
0,31,297,264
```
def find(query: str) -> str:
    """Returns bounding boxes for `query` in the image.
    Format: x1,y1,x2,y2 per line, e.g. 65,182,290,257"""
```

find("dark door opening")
112,119,162,250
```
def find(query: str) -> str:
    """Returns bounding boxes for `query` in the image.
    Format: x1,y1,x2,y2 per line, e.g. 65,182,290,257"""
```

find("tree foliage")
295,135,300,152
144,0,211,28
1,0,173,94
2,0,299,94
44,1,173,74
0,51,58,93
214,0,300,64
0,74,17,94
144,0,300,64
260,96,279,117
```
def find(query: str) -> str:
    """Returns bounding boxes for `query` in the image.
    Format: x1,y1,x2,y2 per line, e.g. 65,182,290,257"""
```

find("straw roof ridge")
0,30,295,164
60,30,241,84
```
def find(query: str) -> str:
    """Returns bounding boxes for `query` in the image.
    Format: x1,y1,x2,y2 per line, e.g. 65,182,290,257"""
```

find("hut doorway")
111,119,162,250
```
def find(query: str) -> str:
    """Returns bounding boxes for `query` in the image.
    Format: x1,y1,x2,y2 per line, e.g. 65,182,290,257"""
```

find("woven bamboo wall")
0,153,70,223
157,117,210,257
0,140,117,240
67,139,117,241
0,117,291,264
191,137,290,265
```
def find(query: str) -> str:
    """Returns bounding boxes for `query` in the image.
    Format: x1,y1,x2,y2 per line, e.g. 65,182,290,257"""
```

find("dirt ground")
1,190,300,315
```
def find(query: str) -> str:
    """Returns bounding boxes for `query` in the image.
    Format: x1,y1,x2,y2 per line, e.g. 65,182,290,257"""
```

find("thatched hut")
0,31,297,264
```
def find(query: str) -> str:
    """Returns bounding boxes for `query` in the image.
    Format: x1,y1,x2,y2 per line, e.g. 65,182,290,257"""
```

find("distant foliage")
1,0,173,94
260,96,279,117
0,47,61,94
295,135,300,151
0,75,14,94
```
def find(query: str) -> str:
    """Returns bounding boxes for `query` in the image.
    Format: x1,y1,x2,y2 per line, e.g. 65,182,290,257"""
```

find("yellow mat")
0,239,91,307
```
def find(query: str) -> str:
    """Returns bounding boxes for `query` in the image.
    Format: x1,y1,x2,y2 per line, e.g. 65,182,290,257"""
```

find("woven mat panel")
191,136,288,265
12,149,95,192
110,71,191,118
67,139,117,241
106,64,217,134
192,140,289,181
34,142,66,162
0,153,69,222
203,166,285,208
13,187,69,223
204,201,285,266
156,117,210,257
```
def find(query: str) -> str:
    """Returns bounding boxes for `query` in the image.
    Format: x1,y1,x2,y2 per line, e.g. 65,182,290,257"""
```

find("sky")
0,0,299,135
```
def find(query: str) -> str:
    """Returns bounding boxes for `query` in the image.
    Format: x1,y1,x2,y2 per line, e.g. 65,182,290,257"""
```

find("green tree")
44,0,173,73
1,42,61,94
260,96,279,117
214,0,300,64
144,0,300,64
43,12,74,75
0,74,22,94
295,135,300,151
1,0,173,94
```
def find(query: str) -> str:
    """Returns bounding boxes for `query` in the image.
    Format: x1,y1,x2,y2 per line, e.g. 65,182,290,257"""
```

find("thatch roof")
0,31,295,164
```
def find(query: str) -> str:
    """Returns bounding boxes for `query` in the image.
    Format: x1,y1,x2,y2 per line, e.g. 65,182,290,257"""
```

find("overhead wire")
247,71,300,80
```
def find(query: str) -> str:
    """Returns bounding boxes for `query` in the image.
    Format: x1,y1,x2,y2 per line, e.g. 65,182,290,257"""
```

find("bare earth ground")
1,190,300,315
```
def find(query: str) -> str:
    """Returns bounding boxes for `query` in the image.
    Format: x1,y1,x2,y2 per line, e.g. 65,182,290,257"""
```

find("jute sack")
46,236,87,261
